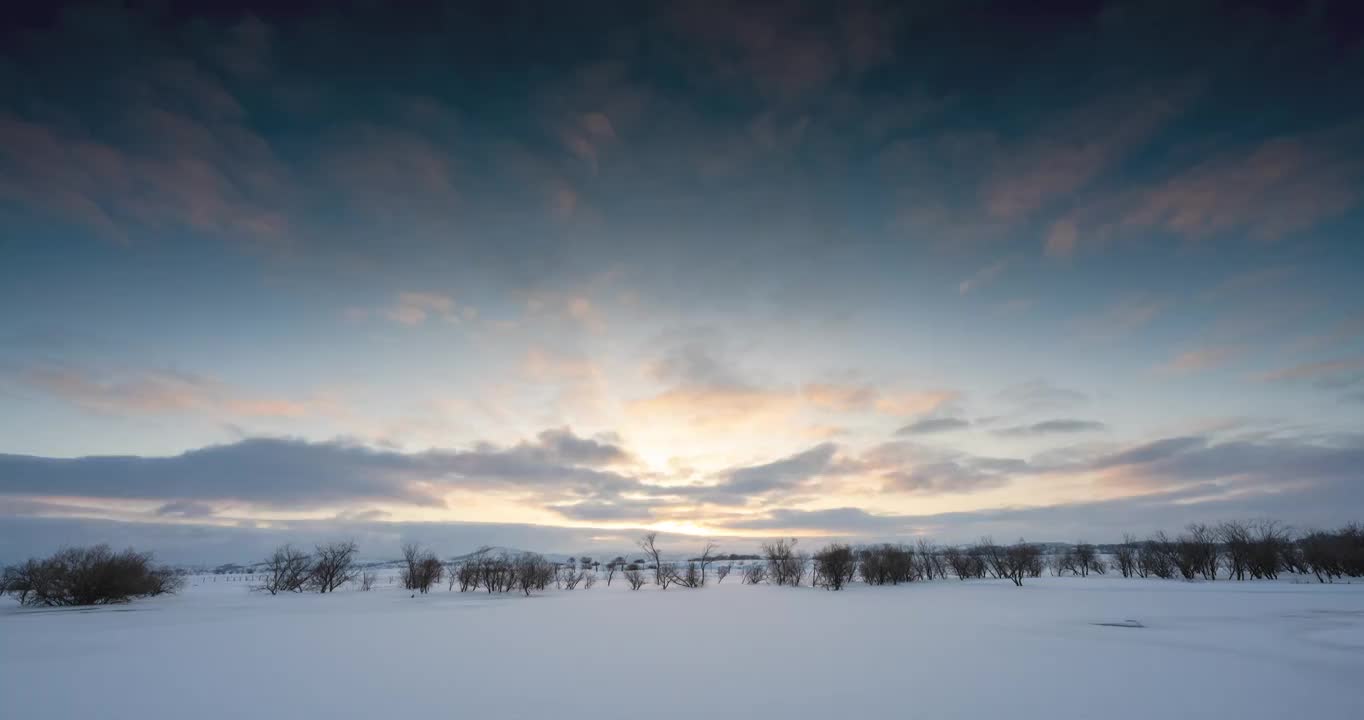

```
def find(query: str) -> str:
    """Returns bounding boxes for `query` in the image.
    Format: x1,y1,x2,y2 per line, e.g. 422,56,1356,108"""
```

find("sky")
2,1,1363,563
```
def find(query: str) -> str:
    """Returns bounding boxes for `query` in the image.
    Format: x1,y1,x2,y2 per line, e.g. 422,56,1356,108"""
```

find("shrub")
1,545,183,606
813,544,857,590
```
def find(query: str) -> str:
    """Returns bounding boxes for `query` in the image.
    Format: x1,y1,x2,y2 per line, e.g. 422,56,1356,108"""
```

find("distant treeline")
3,520,1360,606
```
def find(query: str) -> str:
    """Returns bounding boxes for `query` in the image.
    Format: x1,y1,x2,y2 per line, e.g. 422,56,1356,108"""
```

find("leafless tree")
859,544,914,585
605,561,619,586
715,563,733,583
696,542,719,586
1171,524,1219,580
308,541,359,593
813,544,858,590
514,553,555,595
359,571,377,591
1113,535,1139,578
943,546,976,580
1138,533,1177,579
560,566,585,590
1246,519,1291,579
401,543,443,593
1002,540,1041,586
638,532,671,588
763,538,805,586
623,568,647,590
672,561,702,588
2,545,183,606
915,538,945,580
256,544,312,595
1298,523,1364,582
582,571,596,589
1072,543,1097,578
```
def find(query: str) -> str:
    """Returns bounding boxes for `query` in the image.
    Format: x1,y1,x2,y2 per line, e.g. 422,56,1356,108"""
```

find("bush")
1,545,183,606
859,544,914,585
813,544,857,590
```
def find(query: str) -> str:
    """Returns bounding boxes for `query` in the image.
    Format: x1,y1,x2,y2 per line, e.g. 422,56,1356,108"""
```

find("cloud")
1122,130,1362,241
155,500,217,518
386,292,460,326
958,260,1007,295
801,383,879,412
628,337,799,431
996,380,1088,411
1049,127,1363,255
1158,346,1240,375
22,364,325,419
993,419,1108,437
895,417,970,435
983,87,1188,221
1090,436,1207,470
874,390,960,416
722,507,914,533
0,427,638,510
883,461,1016,495
856,441,1033,497
1086,433,1364,498
533,427,631,466
1075,296,1171,340
1257,357,1364,383
721,442,838,497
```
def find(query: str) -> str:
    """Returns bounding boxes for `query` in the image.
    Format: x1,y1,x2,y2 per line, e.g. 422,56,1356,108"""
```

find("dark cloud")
155,500,217,518
1091,435,1207,469
0,428,638,510
993,419,1107,437
715,472,1364,544
720,442,838,497
1089,433,1364,491
895,417,970,435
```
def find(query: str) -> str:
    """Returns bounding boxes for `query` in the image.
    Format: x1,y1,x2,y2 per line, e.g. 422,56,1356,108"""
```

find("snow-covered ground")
3,575,1362,719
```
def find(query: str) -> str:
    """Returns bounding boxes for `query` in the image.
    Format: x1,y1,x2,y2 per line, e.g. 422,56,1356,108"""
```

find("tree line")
4,519,1359,606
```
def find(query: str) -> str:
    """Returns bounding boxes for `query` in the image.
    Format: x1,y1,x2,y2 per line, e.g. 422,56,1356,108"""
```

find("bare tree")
623,568,647,590
742,562,768,584
401,543,443,593
915,538,945,580
638,532,670,588
715,563,733,583
813,544,857,590
308,541,359,593
696,541,718,586
1002,540,1040,586
605,560,619,587
514,553,555,595
359,571,376,591
763,538,804,586
2,545,183,606
255,544,312,595
1072,543,1097,578
560,566,585,590
1113,535,1138,578
859,544,914,585
672,561,702,588
1138,533,1177,579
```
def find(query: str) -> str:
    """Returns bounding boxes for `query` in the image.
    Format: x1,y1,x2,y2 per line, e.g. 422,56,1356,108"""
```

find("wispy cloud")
1257,356,1364,383
1158,346,1241,375
993,419,1107,437
895,417,970,435
1075,296,1171,341
22,364,333,420
958,259,1007,295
